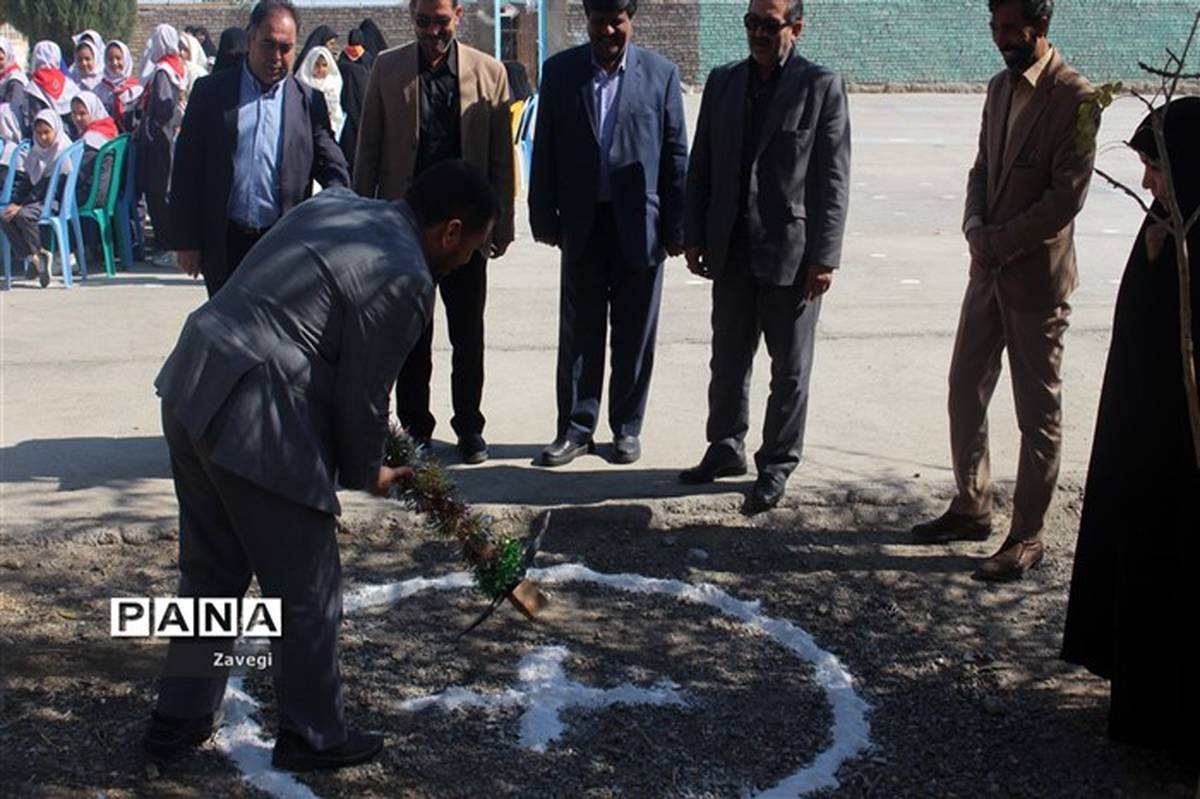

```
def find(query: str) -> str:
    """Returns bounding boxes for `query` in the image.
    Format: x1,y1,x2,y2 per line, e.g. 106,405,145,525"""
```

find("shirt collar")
419,39,459,76
592,46,628,78
1014,44,1054,89
242,59,284,97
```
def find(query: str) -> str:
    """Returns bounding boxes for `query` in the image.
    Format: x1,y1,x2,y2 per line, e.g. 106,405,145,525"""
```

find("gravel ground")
2,483,1197,798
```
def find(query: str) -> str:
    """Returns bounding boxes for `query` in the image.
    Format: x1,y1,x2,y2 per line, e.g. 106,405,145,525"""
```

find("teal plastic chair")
1,139,32,291
77,134,130,277
37,139,87,288
115,138,142,268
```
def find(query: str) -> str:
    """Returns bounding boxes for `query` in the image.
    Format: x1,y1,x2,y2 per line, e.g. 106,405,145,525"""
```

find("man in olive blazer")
913,0,1096,582
353,8,513,464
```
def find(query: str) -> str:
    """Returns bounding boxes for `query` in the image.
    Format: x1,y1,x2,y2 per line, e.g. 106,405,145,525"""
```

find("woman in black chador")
1062,96,1200,774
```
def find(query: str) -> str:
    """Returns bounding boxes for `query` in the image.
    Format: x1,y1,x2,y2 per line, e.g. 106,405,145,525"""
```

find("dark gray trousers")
704,265,822,482
556,205,664,441
154,404,347,750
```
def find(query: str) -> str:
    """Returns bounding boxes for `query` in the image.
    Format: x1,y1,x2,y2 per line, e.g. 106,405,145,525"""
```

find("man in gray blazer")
143,160,499,771
680,0,850,513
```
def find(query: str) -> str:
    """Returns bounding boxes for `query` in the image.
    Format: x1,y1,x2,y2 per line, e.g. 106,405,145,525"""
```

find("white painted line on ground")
871,195,887,201
900,279,922,285
213,678,319,799
869,253,888,259
686,279,708,286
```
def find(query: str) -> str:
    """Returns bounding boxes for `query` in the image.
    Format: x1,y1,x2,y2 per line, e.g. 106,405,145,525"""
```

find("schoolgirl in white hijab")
70,30,106,91
97,40,144,126
26,41,81,117
0,37,28,105
178,31,209,94
141,24,187,92
296,46,345,139
26,109,73,186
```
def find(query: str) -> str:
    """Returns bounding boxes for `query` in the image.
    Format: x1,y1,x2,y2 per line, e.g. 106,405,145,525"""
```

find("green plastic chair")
77,134,130,277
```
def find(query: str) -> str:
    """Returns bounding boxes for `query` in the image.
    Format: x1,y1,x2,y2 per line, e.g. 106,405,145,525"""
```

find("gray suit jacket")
155,188,434,514
685,52,851,285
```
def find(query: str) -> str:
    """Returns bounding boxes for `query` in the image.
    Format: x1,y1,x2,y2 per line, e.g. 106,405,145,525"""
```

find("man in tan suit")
354,0,514,464
913,0,1096,581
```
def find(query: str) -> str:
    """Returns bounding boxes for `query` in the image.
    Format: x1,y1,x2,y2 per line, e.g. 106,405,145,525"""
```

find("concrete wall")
697,0,1200,87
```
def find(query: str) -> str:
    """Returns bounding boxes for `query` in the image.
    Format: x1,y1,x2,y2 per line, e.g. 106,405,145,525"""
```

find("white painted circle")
216,564,872,798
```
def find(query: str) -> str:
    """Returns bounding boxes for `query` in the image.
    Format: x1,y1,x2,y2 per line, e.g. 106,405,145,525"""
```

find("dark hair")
410,0,461,7
787,0,804,21
583,0,638,18
249,0,300,33
405,160,500,235
987,0,1053,23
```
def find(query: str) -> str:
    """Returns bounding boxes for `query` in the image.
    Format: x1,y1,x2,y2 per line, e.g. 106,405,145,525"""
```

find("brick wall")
132,1,1200,89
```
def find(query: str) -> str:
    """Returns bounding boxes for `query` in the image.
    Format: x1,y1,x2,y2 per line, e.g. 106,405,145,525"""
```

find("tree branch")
1094,167,1152,214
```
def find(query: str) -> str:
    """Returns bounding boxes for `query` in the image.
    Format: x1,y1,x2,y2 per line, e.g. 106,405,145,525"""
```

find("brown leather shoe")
911,509,992,543
973,538,1044,582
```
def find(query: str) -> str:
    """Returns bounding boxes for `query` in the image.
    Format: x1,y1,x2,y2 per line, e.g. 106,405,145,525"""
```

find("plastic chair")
115,138,143,268
77,134,130,277
1,139,32,291
37,139,87,288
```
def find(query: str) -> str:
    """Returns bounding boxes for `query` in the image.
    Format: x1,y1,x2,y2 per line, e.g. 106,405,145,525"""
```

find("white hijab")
75,91,115,149
178,32,209,93
70,30,105,90
296,47,344,137
99,40,144,110
28,41,81,115
0,103,22,168
142,24,186,91
0,37,28,86
27,109,73,185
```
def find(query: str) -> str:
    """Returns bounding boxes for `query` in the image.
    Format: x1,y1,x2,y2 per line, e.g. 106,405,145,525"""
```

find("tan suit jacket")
964,49,1095,311
353,41,514,245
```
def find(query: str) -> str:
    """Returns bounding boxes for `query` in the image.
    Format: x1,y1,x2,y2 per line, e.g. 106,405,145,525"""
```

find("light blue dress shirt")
591,50,626,202
228,62,285,228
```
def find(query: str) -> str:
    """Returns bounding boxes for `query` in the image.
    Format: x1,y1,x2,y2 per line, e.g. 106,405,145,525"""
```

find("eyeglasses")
415,14,454,29
743,13,787,34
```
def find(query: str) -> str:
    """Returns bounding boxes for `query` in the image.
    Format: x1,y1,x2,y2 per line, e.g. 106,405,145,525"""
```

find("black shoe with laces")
271,728,384,772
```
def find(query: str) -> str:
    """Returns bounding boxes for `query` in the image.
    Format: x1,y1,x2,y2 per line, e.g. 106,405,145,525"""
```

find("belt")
229,220,272,238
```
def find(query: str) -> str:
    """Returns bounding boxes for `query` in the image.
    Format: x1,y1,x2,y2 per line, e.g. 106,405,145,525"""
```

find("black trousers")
154,405,347,750
704,262,822,482
205,222,268,298
395,250,487,440
145,191,171,252
556,205,663,442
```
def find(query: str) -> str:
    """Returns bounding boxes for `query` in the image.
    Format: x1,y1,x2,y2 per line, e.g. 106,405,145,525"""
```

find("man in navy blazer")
170,0,349,297
529,0,687,467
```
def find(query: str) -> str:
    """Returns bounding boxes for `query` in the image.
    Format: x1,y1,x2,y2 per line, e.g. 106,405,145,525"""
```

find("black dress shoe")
541,436,595,467
272,728,384,772
743,475,786,514
911,509,992,543
678,453,748,484
612,435,641,464
458,433,488,465
143,710,222,761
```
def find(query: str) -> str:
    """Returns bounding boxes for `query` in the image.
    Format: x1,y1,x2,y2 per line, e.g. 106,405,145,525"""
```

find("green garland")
384,430,525,600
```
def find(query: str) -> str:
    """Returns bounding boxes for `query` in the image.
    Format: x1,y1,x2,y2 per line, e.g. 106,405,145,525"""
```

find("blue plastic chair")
115,138,142,268
516,94,538,189
37,139,88,288
1,139,32,291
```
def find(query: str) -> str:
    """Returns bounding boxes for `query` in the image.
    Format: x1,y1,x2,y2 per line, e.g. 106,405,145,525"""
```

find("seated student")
97,41,144,132
69,91,118,262
22,41,81,137
0,110,73,287
0,102,24,187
